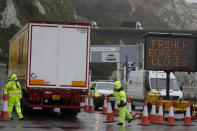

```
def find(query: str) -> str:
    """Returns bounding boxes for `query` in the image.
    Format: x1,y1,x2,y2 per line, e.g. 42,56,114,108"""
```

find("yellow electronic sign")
144,35,197,71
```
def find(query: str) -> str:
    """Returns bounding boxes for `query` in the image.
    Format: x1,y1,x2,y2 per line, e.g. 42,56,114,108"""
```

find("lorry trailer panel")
8,21,91,114
9,21,90,89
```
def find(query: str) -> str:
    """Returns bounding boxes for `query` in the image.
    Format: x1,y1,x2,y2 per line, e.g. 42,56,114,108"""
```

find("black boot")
117,122,123,126
128,118,133,123
19,117,24,120
9,117,13,120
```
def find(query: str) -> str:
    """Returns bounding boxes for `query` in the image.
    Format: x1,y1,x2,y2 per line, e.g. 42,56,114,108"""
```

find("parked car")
92,81,115,111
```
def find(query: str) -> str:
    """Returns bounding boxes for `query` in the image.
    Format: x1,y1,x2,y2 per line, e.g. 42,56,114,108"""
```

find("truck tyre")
93,98,99,111
147,102,152,113
163,105,165,117
111,101,115,111
22,105,33,115
94,103,99,111
60,108,79,118
60,108,68,117
131,103,135,110
21,96,33,115
42,108,54,113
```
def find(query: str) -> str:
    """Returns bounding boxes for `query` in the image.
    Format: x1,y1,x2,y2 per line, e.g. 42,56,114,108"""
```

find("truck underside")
22,88,86,117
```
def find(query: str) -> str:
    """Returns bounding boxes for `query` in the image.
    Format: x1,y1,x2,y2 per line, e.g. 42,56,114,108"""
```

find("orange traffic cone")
149,100,157,122
102,95,107,114
113,101,119,116
184,102,192,126
127,97,132,116
89,95,94,112
167,101,175,125
141,100,149,125
103,97,116,123
80,96,85,109
1,93,9,120
84,94,89,112
157,100,164,124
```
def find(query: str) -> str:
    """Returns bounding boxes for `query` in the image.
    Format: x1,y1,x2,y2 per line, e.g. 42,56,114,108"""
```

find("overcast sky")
185,0,197,3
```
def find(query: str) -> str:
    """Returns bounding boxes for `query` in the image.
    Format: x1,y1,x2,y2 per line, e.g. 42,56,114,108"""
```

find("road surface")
0,108,196,131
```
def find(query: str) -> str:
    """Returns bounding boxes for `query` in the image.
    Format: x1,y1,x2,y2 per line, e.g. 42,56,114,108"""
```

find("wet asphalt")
0,107,196,131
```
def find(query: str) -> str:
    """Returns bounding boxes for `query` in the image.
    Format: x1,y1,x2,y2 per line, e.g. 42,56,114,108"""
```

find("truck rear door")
28,23,90,89
58,25,90,89
28,25,59,87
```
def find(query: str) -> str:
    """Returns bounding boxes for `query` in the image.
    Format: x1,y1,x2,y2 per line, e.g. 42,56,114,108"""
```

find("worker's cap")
114,81,121,90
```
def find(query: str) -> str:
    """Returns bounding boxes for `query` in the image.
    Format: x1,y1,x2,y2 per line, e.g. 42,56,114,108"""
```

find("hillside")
0,0,196,84
0,0,196,61
0,0,78,27
72,0,197,30
1,0,197,29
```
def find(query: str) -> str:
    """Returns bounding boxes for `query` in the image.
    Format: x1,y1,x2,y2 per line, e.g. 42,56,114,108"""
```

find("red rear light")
67,94,71,99
81,98,85,102
74,98,77,102
60,94,67,99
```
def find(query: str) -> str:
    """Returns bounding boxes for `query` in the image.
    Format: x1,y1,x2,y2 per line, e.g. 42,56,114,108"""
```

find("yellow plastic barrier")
146,92,188,111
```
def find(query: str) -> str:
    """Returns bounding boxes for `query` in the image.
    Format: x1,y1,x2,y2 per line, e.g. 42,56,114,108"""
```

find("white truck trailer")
8,21,91,117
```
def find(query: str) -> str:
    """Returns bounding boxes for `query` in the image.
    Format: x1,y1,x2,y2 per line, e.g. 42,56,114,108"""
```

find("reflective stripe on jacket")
89,88,99,97
4,81,22,99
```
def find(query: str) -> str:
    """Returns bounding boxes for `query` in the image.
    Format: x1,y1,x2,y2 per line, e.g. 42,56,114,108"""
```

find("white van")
126,70,183,108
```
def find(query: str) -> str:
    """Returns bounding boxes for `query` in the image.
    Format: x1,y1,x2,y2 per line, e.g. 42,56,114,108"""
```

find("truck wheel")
94,104,99,111
21,97,33,115
93,99,99,111
163,105,165,117
60,108,79,118
148,103,152,113
190,104,193,116
22,105,33,115
111,101,115,111
42,108,54,113
131,103,135,110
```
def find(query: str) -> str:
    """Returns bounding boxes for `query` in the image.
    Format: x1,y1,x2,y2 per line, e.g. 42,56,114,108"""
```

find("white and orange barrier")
149,100,157,123
127,97,132,116
184,102,192,126
167,101,175,125
88,96,94,112
141,100,150,125
84,94,89,112
157,100,164,124
113,101,119,116
103,97,116,123
102,95,107,114
0,93,9,120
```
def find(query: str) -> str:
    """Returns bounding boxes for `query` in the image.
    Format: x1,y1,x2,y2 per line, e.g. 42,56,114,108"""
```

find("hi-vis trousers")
8,96,23,119
119,106,132,123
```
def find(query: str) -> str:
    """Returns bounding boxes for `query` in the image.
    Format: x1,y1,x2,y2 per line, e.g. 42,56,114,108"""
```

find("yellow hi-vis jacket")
113,81,126,104
113,90,127,104
89,88,99,97
4,74,22,99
